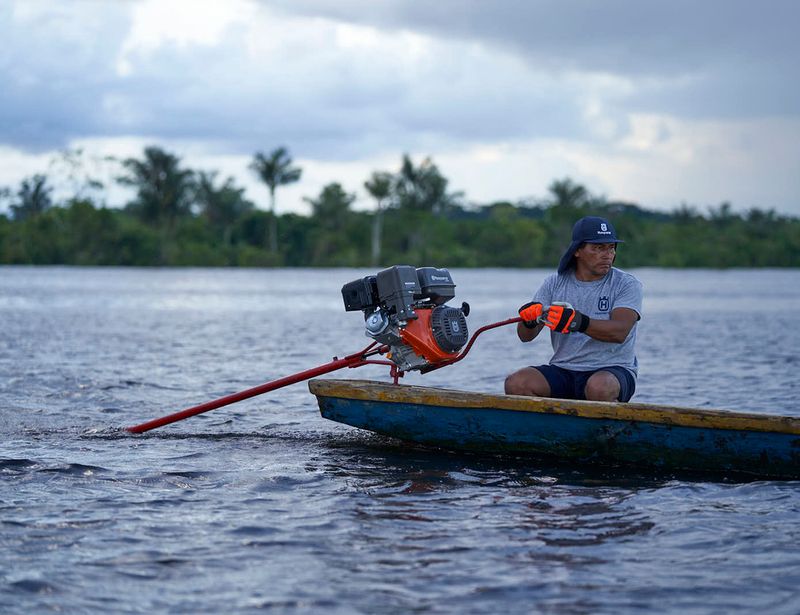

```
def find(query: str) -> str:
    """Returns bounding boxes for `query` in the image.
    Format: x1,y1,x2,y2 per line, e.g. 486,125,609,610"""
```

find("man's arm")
517,320,545,342
584,307,638,343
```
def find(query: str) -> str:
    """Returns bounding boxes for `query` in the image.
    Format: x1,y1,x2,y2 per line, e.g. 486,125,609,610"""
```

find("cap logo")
595,221,612,236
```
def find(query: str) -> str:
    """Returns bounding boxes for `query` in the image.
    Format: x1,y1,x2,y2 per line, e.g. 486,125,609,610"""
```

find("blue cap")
557,216,623,274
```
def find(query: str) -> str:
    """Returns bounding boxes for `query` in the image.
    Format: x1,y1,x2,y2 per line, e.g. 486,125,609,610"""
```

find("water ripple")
3,268,800,614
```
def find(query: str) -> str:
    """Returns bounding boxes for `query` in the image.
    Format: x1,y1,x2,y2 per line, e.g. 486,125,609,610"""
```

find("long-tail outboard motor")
341,265,470,371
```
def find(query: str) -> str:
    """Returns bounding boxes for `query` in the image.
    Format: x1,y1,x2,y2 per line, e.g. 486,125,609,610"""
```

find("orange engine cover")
398,308,458,364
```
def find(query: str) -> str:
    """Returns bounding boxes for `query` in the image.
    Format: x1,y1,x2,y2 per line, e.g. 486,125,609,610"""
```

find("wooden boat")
309,379,800,479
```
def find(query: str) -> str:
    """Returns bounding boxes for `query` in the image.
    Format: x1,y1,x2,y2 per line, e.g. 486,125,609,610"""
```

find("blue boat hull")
310,379,800,479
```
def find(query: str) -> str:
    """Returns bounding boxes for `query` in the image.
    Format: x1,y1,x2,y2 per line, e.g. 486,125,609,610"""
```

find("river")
1,266,799,613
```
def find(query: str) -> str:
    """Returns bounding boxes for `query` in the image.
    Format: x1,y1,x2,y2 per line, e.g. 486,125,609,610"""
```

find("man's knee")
504,371,525,395
505,367,550,397
584,371,620,402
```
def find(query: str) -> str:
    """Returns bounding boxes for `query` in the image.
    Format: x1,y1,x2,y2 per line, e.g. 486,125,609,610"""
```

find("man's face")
575,242,616,277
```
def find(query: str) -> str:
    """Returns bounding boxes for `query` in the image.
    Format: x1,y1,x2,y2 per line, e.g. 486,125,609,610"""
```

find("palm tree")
249,147,302,254
364,171,392,266
544,178,595,234
394,154,461,215
548,178,590,210
196,171,253,245
118,146,195,227
10,175,53,221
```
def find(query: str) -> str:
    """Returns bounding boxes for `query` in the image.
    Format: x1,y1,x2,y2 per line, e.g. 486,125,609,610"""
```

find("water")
1,266,799,613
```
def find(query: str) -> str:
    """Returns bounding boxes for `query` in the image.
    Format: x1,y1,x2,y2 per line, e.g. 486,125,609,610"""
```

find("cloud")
271,0,800,114
0,0,798,215
568,115,800,210
0,0,622,156
0,2,132,149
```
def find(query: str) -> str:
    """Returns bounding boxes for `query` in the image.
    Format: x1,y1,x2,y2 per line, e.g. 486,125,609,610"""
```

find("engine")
341,265,469,371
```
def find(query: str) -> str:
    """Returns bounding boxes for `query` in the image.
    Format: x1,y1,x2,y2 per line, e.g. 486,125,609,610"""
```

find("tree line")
1,145,798,268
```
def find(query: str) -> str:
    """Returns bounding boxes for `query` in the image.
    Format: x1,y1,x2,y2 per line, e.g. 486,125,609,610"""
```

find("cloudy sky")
2,0,799,216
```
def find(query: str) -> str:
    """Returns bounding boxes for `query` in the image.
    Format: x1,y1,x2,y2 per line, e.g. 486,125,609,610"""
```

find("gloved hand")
543,302,590,333
518,301,543,329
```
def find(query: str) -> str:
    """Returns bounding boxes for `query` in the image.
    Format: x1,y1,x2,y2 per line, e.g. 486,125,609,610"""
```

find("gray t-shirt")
532,267,643,377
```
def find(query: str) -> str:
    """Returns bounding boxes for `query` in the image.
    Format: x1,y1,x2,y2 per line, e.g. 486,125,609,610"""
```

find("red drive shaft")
126,345,380,433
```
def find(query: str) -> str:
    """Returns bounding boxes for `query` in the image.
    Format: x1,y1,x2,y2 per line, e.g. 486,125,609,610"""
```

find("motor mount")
341,265,469,372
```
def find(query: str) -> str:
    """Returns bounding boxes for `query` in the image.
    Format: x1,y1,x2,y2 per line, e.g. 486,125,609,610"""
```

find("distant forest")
1,146,798,268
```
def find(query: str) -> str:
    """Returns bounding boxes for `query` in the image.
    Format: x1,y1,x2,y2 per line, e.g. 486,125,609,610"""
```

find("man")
504,216,642,402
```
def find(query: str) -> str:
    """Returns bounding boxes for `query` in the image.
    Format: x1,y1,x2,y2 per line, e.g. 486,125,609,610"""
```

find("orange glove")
543,303,590,334
518,301,543,329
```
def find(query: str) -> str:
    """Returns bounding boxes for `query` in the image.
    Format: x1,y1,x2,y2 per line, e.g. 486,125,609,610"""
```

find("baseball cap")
557,216,623,274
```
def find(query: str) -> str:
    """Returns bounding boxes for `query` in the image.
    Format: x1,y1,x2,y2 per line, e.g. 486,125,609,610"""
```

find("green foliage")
457,208,548,267
196,171,254,245
1,146,799,268
305,183,363,266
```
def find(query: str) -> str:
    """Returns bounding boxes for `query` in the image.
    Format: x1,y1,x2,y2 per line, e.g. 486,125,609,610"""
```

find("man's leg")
504,367,551,397
583,367,635,402
583,371,620,401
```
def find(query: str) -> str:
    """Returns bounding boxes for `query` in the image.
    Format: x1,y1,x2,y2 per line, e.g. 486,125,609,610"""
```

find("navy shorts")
533,365,636,402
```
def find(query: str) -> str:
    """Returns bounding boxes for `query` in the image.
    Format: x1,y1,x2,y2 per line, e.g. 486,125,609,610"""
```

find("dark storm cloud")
270,0,800,118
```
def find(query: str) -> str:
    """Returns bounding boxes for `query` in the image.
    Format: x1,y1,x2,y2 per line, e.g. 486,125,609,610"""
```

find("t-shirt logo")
598,296,610,311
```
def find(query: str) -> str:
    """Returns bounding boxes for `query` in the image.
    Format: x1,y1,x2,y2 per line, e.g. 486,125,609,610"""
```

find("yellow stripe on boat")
309,379,800,436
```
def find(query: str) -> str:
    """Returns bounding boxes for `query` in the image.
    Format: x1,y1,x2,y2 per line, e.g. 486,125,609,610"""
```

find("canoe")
309,379,800,479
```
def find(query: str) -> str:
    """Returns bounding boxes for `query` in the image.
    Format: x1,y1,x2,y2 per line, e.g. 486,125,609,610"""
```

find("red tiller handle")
126,343,386,433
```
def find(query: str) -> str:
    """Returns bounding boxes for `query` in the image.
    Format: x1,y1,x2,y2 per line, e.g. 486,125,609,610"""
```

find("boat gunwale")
308,379,800,436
